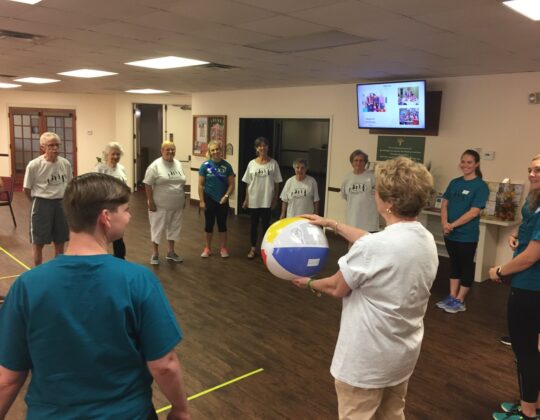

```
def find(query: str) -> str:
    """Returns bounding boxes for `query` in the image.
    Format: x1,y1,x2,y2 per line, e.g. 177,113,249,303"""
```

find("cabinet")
418,209,520,283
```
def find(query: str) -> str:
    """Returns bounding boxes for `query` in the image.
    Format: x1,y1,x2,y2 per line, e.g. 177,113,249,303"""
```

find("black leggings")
508,287,540,403
113,238,126,259
444,238,477,288
148,405,158,420
204,193,229,233
250,208,271,247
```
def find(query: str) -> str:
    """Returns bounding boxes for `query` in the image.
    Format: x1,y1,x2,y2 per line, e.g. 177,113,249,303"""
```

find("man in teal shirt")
0,173,190,419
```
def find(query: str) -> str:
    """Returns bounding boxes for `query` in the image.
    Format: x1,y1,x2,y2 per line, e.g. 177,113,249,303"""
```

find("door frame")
9,107,77,183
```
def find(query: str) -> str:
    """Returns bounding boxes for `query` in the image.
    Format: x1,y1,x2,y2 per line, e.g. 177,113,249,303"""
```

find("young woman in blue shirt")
437,149,489,313
489,154,540,420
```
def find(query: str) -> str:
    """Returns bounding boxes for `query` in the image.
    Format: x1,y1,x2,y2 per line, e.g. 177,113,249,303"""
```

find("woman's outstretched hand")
300,214,327,227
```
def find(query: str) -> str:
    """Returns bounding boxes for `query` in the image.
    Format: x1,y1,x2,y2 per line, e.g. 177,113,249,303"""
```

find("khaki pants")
335,379,409,420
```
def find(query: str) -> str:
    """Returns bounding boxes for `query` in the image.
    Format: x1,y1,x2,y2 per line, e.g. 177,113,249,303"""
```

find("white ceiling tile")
291,0,402,27
165,0,276,25
0,0,539,93
16,5,111,29
121,10,213,34
237,15,331,37
359,0,482,17
191,25,277,45
234,0,343,13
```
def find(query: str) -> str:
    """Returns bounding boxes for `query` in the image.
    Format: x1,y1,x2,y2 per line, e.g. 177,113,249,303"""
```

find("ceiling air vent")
0,29,43,41
202,63,236,71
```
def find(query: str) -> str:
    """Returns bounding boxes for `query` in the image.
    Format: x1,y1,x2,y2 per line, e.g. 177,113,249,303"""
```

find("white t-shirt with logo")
242,159,283,208
143,158,186,210
341,171,379,231
332,222,438,388
280,175,320,217
95,163,127,184
23,155,73,199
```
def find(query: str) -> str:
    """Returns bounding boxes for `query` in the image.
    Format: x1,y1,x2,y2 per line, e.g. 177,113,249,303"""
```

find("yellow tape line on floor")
155,368,264,414
0,247,263,415
0,274,20,280
0,246,31,271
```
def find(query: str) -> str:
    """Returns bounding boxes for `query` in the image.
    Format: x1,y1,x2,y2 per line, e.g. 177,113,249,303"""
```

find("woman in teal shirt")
489,154,540,420
198,140,235,258
437,149,489,313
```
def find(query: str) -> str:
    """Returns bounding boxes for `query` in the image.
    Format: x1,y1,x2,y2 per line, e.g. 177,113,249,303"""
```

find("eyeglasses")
527,166,540,175
45,143,60,149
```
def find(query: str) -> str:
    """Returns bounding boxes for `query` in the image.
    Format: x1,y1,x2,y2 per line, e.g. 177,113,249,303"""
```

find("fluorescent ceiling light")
503,0,540,20
0,82,21,88
58,69,118,78
125,89,170,94
7,0,42,4
125,56,209,69
14,77,60,84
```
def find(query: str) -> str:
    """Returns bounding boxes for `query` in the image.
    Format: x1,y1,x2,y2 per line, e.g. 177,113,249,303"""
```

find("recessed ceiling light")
125,56,209,70
125,89,170,94
503,0,540,20
7,0,42,4
0,82,21,88
58,69,118,78
14,77,60,84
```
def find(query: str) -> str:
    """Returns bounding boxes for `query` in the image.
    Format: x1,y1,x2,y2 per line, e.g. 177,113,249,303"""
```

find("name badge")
462,190,470,195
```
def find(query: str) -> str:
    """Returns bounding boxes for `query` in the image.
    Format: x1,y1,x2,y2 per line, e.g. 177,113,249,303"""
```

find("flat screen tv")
357,80,426,129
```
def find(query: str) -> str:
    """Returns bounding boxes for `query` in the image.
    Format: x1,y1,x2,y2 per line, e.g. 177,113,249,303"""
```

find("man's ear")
98,209,112,229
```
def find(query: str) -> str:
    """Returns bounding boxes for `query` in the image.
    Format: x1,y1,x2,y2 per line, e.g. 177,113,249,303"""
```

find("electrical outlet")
482,151,495,161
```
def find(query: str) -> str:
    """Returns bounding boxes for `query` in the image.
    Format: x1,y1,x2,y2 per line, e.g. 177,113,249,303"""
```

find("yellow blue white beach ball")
261,217,329,280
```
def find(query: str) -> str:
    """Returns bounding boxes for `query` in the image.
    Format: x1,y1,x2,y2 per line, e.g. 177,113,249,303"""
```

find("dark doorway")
238,118,329,219
134,104,163,189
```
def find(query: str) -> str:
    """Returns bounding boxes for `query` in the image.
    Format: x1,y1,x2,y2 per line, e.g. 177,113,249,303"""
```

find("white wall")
191,71,540,265
2,71,539,265
0,91,192,190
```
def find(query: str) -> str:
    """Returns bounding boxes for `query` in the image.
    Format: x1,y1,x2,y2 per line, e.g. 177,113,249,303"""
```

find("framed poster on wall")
192,115,227,157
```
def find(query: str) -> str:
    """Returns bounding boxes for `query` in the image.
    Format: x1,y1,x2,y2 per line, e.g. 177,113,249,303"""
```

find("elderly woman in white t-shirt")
280,158,319,219
95,141,128,259
143,141,186,265
341,149,378,233
293,157,438,420
242,137,282,259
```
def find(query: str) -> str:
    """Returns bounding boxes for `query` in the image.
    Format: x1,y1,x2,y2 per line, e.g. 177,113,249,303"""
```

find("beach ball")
261,217,329,280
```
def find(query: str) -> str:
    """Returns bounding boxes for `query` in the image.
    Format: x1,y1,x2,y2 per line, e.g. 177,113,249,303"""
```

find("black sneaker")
500,336,511,346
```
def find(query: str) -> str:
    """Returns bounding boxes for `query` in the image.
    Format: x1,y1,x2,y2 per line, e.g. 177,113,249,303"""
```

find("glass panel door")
9,108,77,182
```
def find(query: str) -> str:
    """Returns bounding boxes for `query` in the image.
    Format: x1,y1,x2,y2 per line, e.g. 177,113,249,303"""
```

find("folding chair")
0,176,17,227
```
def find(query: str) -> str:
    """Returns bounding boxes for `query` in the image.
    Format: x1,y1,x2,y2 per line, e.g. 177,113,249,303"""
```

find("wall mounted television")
357,80,426,129
369,91,442,137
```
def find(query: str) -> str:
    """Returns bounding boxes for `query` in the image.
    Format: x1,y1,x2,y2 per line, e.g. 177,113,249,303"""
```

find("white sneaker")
150,255,159,265
201,248,211,258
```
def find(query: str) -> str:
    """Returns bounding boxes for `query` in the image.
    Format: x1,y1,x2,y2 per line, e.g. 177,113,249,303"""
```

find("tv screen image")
357,80,426,129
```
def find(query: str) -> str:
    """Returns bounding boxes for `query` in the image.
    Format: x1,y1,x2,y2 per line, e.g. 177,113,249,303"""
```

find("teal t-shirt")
443,176,489,243
0,254,182,419
199,159,234,203
512,199,540,291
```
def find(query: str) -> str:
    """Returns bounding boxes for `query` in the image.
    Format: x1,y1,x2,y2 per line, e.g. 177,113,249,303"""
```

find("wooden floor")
0,191,517,419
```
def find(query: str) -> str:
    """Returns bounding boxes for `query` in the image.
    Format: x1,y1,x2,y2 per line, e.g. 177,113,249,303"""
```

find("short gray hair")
40,132,61,146
292,158,308,169
102,142,124,160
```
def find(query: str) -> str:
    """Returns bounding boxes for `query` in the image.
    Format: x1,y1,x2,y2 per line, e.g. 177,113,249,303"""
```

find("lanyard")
203,160,227,185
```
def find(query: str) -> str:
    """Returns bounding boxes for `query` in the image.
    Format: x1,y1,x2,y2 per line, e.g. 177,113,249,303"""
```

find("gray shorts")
30,197,69,245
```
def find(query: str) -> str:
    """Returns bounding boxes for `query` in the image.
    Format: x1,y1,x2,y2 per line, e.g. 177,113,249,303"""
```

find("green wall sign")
376,136,425,163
